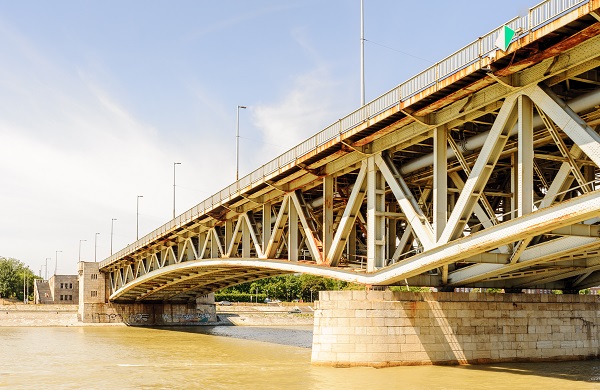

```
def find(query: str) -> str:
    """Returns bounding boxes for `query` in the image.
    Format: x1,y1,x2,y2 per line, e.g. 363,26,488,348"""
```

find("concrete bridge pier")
77,262,217,325
311,291,600,367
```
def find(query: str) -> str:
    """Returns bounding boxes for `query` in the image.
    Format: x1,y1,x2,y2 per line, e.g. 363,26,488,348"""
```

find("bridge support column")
312,290,600,367
366,156,385,271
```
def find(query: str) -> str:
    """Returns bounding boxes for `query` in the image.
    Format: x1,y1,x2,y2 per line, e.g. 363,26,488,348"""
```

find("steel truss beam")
103,14,600,301
367,189,600,285
438,95,519,245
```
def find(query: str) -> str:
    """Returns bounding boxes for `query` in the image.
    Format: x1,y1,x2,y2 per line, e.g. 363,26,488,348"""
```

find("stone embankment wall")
216,305,313,326
79,302,217,325
312,291,600,367
0,305,79,326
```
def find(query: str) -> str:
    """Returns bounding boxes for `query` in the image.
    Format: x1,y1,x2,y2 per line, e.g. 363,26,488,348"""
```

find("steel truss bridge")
101,0,600,302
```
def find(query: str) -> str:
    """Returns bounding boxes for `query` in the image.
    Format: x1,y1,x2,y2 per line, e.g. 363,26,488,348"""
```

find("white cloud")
251,26,356,165
251,59,357,169
0,27,184,273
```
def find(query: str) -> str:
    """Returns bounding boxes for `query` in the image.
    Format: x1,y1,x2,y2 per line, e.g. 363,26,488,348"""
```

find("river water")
1,326,599,389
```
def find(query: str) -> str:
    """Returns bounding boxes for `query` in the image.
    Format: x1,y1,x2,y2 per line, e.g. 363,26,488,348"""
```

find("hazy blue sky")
0,0,534,275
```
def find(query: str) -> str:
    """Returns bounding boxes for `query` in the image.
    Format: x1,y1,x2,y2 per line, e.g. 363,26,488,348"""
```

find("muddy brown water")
1,326,598,389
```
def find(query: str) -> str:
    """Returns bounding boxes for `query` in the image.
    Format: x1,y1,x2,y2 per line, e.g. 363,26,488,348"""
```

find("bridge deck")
100,0,600,302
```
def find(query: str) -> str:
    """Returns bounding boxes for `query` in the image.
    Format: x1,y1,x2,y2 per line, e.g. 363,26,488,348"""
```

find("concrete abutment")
78,261,217,325
311,291,600,367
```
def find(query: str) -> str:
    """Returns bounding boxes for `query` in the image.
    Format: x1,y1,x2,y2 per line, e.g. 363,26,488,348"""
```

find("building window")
91,274,98,280
60,295,63,301
60,283,64,289
69,295,73,301
69,283,73,289
91,291,98,297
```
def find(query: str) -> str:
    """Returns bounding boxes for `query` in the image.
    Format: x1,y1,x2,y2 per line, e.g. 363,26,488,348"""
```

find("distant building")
34,275,79,304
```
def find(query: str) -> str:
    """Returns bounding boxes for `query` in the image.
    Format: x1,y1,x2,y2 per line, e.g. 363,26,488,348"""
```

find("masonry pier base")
78,261,217,325
311,291,600,367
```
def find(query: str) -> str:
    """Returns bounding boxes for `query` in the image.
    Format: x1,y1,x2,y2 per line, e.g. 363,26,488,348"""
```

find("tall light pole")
45,257,50,280
173,162,181,219
111,218,117,255
360,0,365,106
54,250,62,276
23,274,26,304
79,239,87,261
236,105,247,181
95,233,100,262
137,195,143,240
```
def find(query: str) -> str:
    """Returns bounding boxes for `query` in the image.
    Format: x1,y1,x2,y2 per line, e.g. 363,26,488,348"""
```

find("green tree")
217,274,364,302
0,257,39,301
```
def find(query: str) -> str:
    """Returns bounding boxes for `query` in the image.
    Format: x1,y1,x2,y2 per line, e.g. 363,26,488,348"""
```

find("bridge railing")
100,0,589,268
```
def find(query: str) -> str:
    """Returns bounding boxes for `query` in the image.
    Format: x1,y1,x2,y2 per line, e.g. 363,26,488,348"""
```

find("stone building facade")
33,275,79,305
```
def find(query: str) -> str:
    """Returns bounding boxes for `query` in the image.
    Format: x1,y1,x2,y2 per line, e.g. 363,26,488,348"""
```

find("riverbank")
216,303,314,326
0,303,314,327
0,304,79,326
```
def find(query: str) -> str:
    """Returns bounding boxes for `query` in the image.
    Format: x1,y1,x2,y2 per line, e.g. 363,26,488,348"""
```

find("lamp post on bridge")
137,195,143,240
111,218,117,255
173,162,181,219
360,0,365,106
235,105,247,181
95,233,100,262
45,257,50,280
79,239,86,262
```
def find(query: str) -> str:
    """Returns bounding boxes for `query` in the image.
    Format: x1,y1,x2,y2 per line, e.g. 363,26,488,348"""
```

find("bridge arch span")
109,259,369,302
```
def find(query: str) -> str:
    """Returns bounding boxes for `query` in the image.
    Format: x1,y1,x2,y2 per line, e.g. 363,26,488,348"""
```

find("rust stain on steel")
353,115,416,147
354,21,600,148
496,22,600,77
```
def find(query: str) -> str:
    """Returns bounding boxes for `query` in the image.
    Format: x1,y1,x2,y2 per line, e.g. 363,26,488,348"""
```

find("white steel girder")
438,95,519,245
225,213,264,258
367,155,386,271
375,153,435,250
527,83,600,169
327,161,367,266
290,191,323,263
365,189,600,285
448,236,600,285
433,126,447,240
517,257,600,287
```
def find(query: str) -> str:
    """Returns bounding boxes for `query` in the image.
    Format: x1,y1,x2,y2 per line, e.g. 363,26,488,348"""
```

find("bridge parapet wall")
312,291,600,367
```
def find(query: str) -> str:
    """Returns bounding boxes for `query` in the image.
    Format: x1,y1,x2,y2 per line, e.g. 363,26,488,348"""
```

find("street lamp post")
173,162,181,219
79,239,87,261
360,0,365,106
137,195,143,240
45,257,50,280
54,250,62,276
95,233,100,262
235,105,247,181
111,218,117,255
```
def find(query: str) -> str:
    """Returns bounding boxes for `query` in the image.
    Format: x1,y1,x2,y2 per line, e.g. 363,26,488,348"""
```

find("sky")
0,0,534,276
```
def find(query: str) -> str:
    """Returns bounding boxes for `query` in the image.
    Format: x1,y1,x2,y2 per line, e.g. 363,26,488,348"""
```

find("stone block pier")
311,291,600,367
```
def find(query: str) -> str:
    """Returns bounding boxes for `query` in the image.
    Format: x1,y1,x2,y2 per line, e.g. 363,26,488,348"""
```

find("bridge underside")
110,261,289,302
103,2,600,302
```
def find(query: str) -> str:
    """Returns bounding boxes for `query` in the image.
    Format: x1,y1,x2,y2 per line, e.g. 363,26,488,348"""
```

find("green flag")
495,25,515,52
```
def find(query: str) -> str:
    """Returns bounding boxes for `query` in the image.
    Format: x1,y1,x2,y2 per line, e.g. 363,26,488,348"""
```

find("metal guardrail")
100,0,590,268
